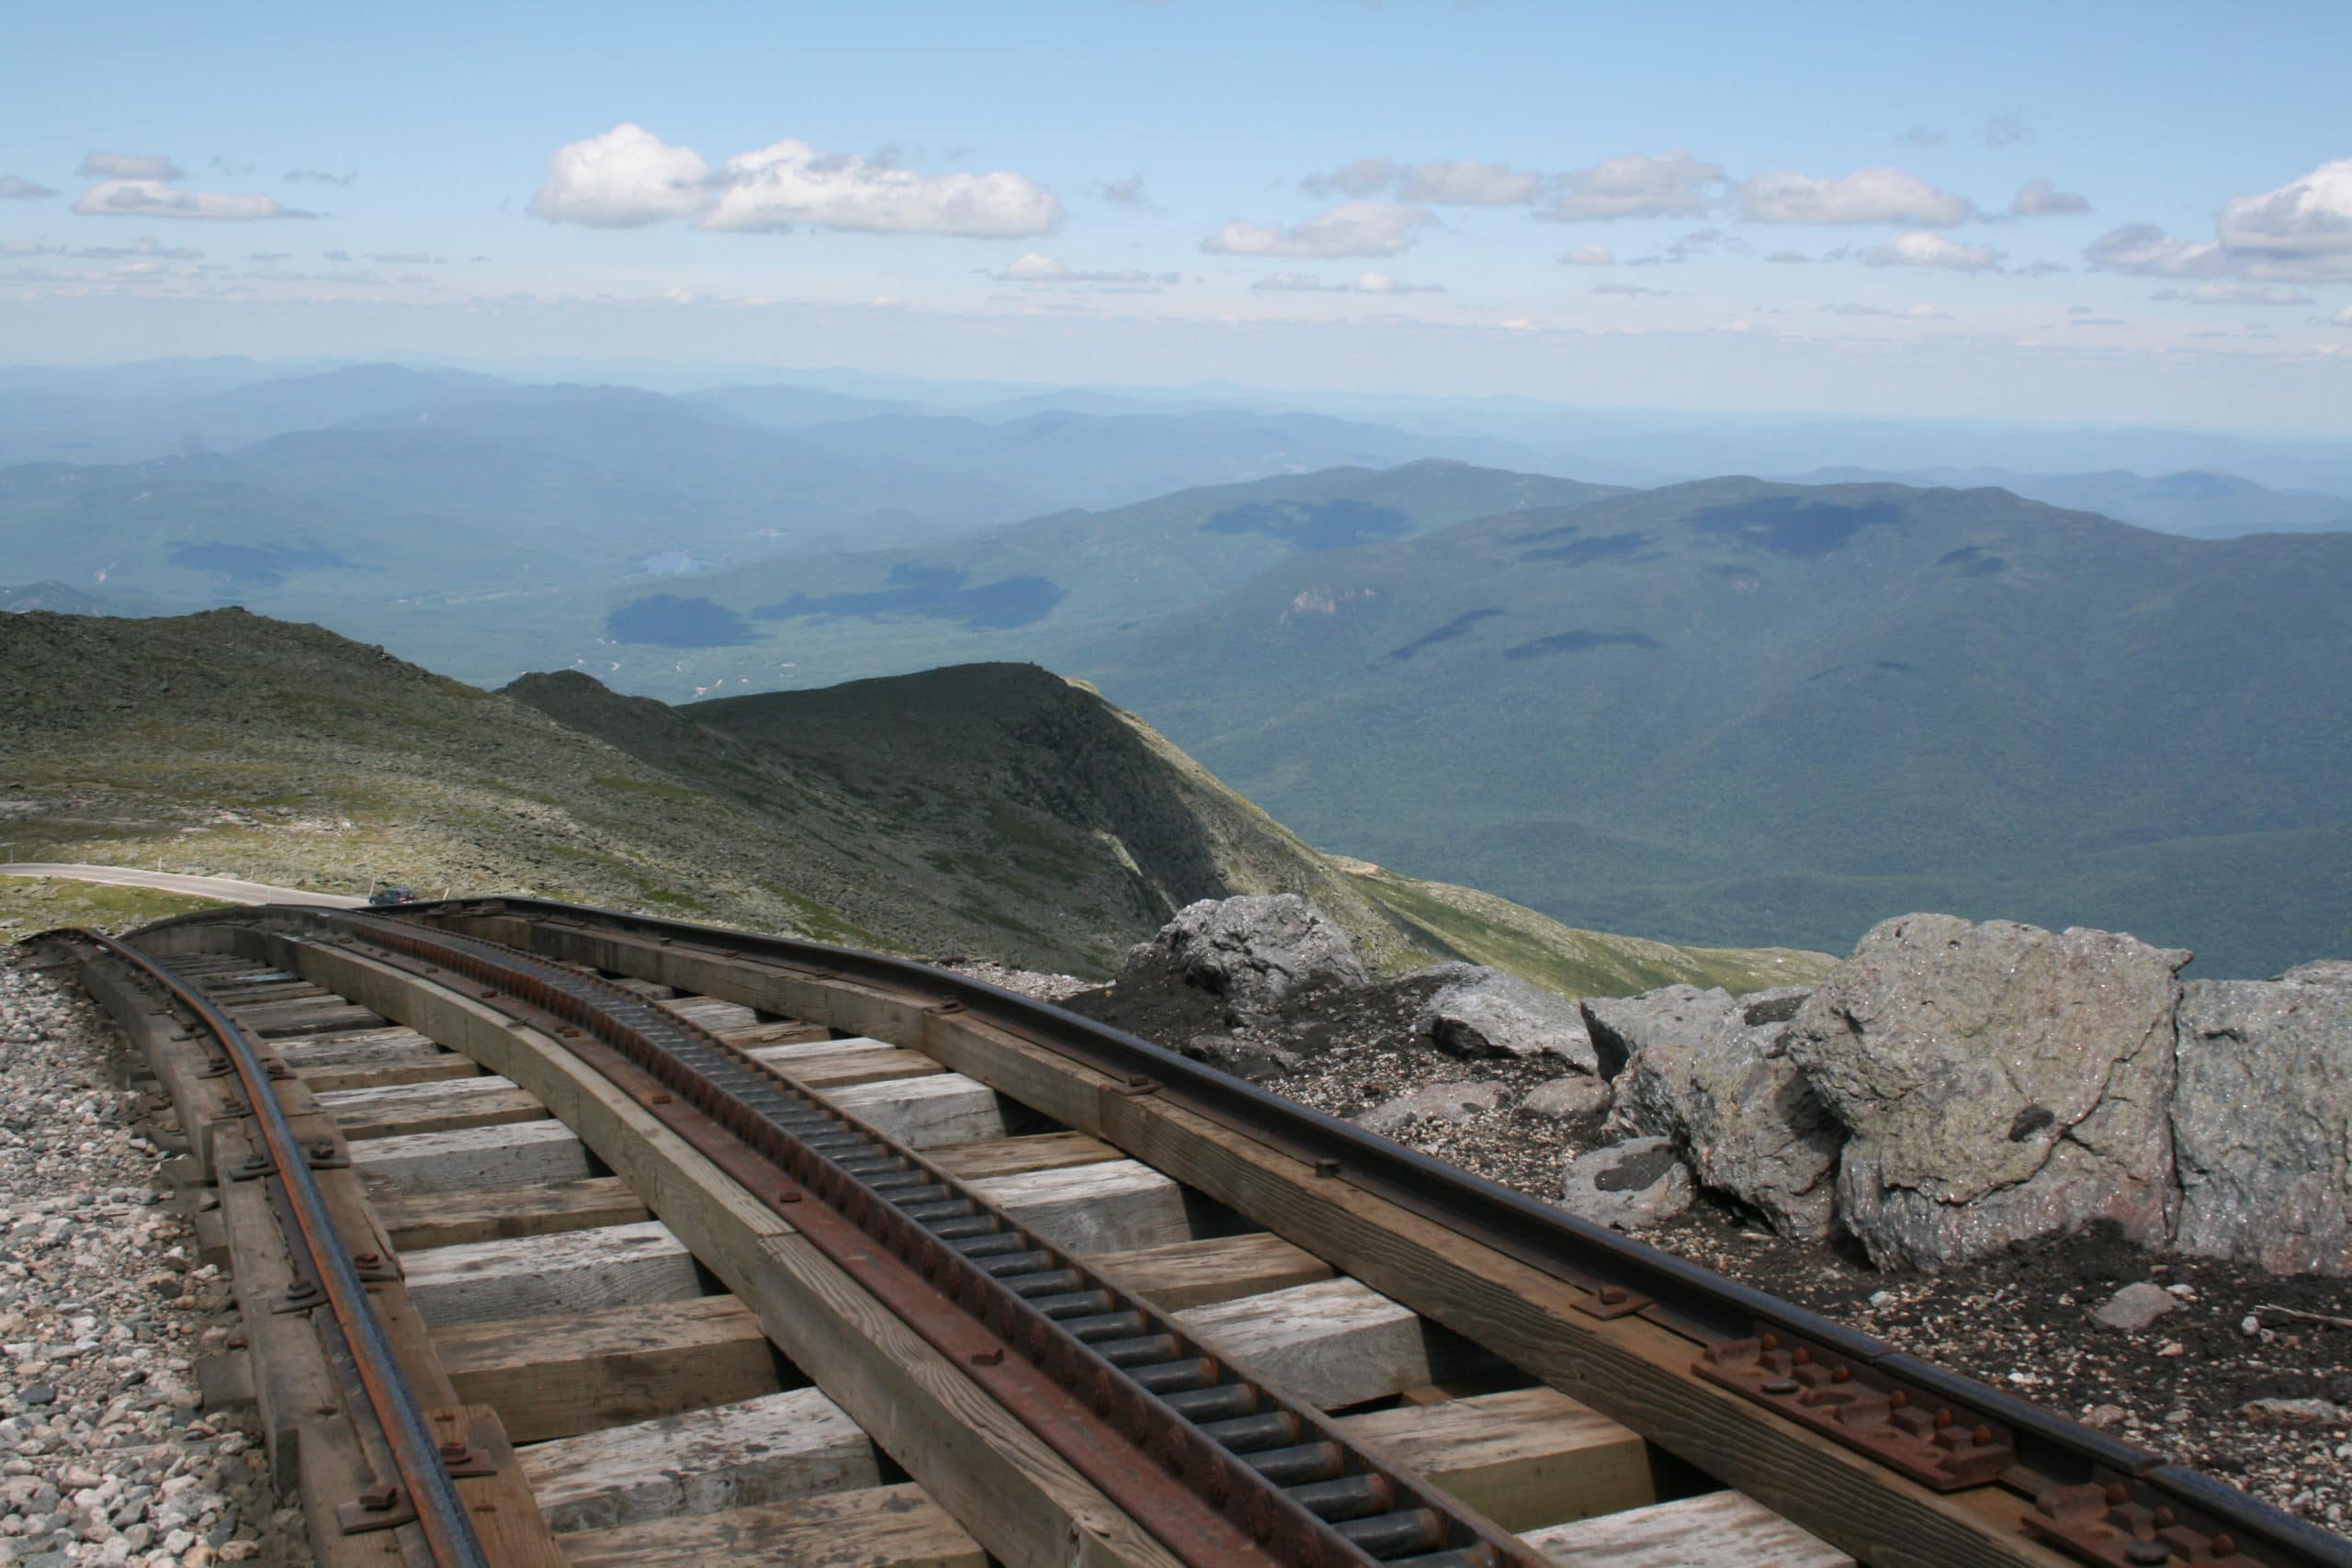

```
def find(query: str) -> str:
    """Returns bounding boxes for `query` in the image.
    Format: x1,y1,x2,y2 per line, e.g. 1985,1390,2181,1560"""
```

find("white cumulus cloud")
1203,200,1435,258
1866,230,2001,271
2087,160,2352,283
707,140,1063,237
78,152,185,181
531,123,1062,238
2218,159,2352,264
73,181,317,220
2334,304,2352,326
1544,151,1724,221
2011,177,2090,218
1736,166,1973,227
1558,244,1613,266
530,124,712,228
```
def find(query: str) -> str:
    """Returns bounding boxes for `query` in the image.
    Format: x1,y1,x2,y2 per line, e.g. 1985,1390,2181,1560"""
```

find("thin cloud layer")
1544,151,1724,221
73,180,318,220
2011,177,2091,218
992,253,1173,285
1304,155,1544,206
1251,270,1442,293
2153,282,2313,307
1558,244,1613,265
1736,166,1973,226
707,141,1063,237
1202,200,1435,258
531,123,1063,238
78,152,185,181
0,175,56,201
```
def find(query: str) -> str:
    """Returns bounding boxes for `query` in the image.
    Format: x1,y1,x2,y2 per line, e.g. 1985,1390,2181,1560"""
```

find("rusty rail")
49,929,491,1568
320,909,1545,1568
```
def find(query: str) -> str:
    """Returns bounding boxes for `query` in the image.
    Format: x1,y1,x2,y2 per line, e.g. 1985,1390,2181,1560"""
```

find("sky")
4,0,2350,433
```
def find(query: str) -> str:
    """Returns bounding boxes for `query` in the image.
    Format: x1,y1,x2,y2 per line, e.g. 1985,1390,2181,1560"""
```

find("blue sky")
4,0,2349,431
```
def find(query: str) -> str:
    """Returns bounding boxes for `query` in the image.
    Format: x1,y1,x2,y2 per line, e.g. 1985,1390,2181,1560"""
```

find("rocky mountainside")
0,607,1820,990
1079,477,2352,976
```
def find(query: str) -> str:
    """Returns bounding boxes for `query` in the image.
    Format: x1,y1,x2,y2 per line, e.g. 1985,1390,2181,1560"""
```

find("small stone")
1555,1137,1693,1232
2091,1281,2179,1333
18,1385,54,1407
1354,1081,1505,1136
2239,1399,2352,1427
1516,1076,1611,1122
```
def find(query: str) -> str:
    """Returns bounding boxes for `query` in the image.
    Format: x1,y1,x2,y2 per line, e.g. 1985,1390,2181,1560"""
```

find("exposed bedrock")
2172,961,2352,1277
1114,892,1368,1023
1788,914,2189,1272
1593,985,1841,1241
1413,962,1599,1070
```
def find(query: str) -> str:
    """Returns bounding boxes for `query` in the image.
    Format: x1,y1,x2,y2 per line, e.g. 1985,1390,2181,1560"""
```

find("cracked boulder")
1414,964,1598,1070
1115,893,1368,1023
1788,914,2188,1272
1600,986,1843,1240
2173,961,2352,1276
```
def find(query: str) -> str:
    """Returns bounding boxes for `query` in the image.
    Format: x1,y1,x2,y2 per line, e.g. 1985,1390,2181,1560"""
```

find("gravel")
1067,964,2352,1532
0,952,309,1567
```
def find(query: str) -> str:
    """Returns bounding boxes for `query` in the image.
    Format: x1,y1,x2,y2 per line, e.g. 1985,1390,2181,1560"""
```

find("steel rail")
316,909,1545,1568
53,928,492,1568
345,896,2352,1568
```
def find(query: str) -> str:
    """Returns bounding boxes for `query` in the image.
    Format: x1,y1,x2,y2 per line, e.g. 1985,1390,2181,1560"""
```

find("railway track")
26,897,2352,1568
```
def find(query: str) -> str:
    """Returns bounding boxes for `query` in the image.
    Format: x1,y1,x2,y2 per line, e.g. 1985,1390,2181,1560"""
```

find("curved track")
28,896,2352,1568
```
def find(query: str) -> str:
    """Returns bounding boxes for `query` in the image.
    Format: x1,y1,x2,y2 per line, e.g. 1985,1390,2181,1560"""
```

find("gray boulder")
1556,1138,1693,1231
1354,1080,1506,1136
1517,1075,1612,1123
1117,894,1368,1021
1603,987,1843,1240
1789,914,2189,1272
2173,963,2352,1276
1414,964,1598,1070
1582,985,1731,1078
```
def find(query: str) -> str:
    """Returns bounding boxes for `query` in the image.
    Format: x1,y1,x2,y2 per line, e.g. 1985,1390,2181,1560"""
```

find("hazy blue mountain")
1076,479,2352,978
1787,466,2351,538
590,462,1622,692
684,384,922,428
0,479,559,604
778,408,1557,515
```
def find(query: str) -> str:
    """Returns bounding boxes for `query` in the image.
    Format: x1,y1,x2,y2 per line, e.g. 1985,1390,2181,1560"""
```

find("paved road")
0,863,369,909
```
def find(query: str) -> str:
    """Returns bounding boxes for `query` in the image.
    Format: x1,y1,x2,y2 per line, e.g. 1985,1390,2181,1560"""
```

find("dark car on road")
367,886,419,907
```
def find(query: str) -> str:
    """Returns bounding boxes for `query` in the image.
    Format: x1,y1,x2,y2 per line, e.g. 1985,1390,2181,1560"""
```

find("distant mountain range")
3,361,2346,976
1783,466,2352,538
1073,478,2352,979
590,461,1618,690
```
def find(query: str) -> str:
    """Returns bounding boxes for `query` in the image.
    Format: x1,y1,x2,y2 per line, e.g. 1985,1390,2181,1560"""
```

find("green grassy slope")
7,608,1807,992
